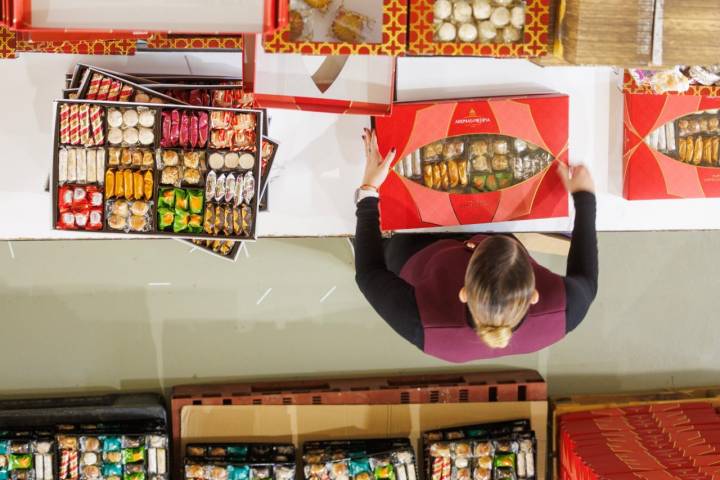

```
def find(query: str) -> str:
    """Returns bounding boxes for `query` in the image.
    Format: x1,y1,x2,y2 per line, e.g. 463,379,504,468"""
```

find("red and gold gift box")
373,94,568,231
264,0,408,56
623,92,720,200
408,0,551,57
623,71,720,98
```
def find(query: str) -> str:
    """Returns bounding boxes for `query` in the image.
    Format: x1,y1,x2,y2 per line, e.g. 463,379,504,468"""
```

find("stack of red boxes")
558,402,720,479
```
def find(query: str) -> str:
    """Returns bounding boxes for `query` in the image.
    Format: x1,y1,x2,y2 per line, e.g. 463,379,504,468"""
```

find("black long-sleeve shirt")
354,192,599,350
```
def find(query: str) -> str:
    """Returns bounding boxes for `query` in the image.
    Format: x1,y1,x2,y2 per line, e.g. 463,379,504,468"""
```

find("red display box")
1,0,284,42
373,94,569,231
623,92,720,200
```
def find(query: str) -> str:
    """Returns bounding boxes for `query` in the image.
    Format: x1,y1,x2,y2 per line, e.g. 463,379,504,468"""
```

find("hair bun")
477,325,513,349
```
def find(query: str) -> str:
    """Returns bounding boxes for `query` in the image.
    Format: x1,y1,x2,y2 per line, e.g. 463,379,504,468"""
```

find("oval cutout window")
394,134,554,193
646,109,720,166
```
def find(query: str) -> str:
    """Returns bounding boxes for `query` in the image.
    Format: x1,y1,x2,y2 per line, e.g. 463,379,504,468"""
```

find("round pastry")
331,464,348,476
455,457,469,468
82,453,98,466
108,128,123,145
474,442,492,456
332,10,367,43
474,468,491,480
186,465,204,478
84,437,100,451
437,22,457,41
472,0,492,19
224,152,240,169
304,0,332,9
123,127,139,145
476,457,492,469
139,109,155,128
490,7,510,27
139,127,154,145
131,201,150,216
209,152,225,170
163,150,179,166
494,0,513,5
502,25,521,42
35,442,52,455
289,9,305,41
129,215,147,232
453,1,473,22
134,92,150,103
82,466,100,479
238,153,255,169
183,168,201,185
458,22,478,42
434,0,453,20
108,213,127,230
123,109,139,127
150,97,165,104
455,443,471,457
107,109,123,128
111,199,129,216
511,6,525,28
187,447,205,457
478,21,497,41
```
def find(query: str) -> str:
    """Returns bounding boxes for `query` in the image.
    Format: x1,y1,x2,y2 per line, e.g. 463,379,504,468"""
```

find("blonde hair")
464,236,536,349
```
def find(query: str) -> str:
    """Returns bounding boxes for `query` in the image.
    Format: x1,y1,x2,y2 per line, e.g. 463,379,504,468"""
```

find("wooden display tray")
172,370,548,479
551,386,720,479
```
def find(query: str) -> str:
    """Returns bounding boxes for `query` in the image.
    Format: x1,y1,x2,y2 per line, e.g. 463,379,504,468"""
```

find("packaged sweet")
209,153,224,170
102,436,122,453
161,167,180,186
243,172,255,204
215,174,227,202
174,210,190,233
158,209,174,230
225,174,236,203
188,190,204,214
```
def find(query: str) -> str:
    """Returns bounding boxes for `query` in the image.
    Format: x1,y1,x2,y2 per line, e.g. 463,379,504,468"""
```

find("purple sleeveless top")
399,234,566,363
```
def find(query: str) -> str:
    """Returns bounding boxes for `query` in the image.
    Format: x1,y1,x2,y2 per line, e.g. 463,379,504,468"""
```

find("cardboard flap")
308,56,350,94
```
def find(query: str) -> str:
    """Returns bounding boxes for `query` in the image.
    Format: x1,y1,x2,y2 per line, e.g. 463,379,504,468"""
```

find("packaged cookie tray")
184,442,296,480
77,66,182,105
51,99,264,241
644,109,720,167
394,134,555,194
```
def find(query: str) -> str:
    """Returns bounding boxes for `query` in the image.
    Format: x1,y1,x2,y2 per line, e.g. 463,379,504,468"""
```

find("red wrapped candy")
96,77,111,101
59,186,73,211
74,207,89,229
107,81,122,101
190,114,199,149
87,209,103,231
179,111,190,148
189,90,204,106
161,111,172,148
170,110,181,147
198,112,209,147
72,186,88,209
57,211,77,230
86,186,103,207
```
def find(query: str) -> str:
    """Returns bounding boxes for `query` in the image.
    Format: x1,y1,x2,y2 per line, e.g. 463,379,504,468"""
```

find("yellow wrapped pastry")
303,0,332,10
679,138,687,162
133,171,144,200
432,164,442,190
143,171,154,201
705,138,713,164
447,159,459,188
121,148,132,166
124,170,134,199
686,137,694,163
204,205,215,234
142,150,154,168
458,160,469,186
423,164,433,188
131,150,143,167
214,205,224,234
713,137,720,164
105,170,115,198
693,137,703,165
115,170,125,198
440,162,449,190
233,207,241,235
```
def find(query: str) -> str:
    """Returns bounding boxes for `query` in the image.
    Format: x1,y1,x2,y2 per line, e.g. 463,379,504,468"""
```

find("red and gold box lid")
408,0,551,57
623,70,720,98
263,0,408,56
624,92,720,200
374,94,568,231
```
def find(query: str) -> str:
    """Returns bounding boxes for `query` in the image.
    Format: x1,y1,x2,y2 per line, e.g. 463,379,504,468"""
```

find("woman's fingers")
383,148,397,167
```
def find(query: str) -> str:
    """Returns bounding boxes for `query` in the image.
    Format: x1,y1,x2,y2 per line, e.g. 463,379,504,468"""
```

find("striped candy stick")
86,74,102,100
69,104,80,145
107,81,121,101
58,450,69,479
68,450,78,479
78,105,91,146
441,457,451,480
96,77,112,101
90,106,104,145
119,85,134,102
59,104,70,144
431,457,443,480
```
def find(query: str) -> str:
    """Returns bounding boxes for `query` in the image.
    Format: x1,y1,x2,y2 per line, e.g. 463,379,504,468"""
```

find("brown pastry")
443,141,464,160
713,137,720,164
447,159,460,188
423,164,433,188
700,118,710,133
331,9,367,43
142,150,154,167
686,137,695,163
679,138,688,162
678,119,690,136
705,137,713,164
121,148,132,166
423,142,443,160
694,137,703,165
689,120,701,134
131,150,143,166
303,0,332,9
472,154,490,173
440,162,449,190
709,118,720,133
432,164,442,189
492,155,509,171
458,160,469,186
289,10,305,41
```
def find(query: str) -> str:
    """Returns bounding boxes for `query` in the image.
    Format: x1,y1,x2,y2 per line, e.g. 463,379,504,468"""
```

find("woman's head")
460,236,538,349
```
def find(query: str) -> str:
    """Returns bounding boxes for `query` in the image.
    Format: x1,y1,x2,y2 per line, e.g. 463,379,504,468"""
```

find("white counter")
1,51,719,240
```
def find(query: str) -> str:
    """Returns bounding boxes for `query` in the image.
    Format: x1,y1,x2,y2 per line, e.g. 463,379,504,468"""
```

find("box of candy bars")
623,92,720,200
55,433,168,480
423,420,537,480
184,443,295,480
52,99,263,240
302,438,418,480
0,437,55,480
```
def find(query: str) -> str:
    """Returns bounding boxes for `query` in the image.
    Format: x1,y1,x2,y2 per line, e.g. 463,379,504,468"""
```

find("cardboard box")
179,402,548,480
623,70,720,98
244,34,397,116
408,0,551,57
623,92,720,200
373,94,569,231
2,0,284,41
264,0,408,56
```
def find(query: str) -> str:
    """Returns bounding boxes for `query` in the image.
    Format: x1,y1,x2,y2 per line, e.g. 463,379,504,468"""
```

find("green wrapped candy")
0,441,7,454
226,446,248,461
187,189,204,214
122,447,145,464
188,214,203,233
8,454,31,470
472,175,487,191
496,172,513,189
158,188,175,209
158,208,174,230
123,473,145,480
175,189,188,211
374,464,395,480
485,175,498,192
173,210,190,233
227,465,250,480
494,453,515,468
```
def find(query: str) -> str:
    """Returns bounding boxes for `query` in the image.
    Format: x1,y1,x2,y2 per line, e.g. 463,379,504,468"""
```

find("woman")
354,129,598,362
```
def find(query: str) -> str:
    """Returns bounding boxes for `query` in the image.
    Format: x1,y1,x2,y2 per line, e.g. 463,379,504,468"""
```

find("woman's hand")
557,163,595,194
361,128,396,189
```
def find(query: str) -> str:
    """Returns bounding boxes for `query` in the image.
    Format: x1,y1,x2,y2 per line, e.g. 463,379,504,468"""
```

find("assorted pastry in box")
374,95,569,230
79,68,175,104
53,100,263,240
184,443,295,480
409,0,550,57
264,0,407,55
424,420,537,480
623,92,720,200
302,439,418,480
0,438,54,480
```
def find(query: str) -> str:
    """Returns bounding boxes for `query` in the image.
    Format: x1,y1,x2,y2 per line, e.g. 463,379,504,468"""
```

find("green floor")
0,232,718,397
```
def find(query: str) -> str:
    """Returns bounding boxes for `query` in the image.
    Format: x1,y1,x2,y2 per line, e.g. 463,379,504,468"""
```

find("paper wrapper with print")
624,92,720,200
374,95,569,231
